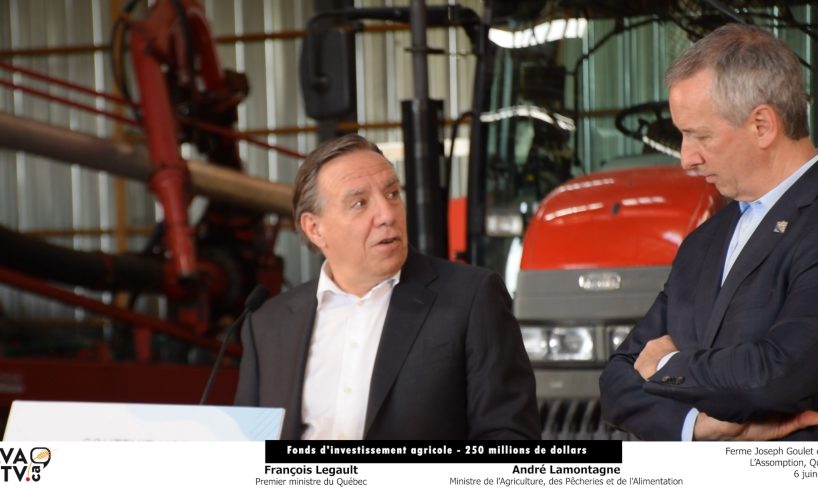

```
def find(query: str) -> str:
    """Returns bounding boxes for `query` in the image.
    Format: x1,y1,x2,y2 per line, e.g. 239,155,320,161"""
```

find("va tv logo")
0,447,51,483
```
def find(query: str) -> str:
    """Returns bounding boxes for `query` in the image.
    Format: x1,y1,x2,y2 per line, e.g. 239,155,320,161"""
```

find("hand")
693,411,818,441
634,335,677,380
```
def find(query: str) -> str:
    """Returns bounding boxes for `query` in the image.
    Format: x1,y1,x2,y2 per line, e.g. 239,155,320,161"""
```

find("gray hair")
665,23,809,139
292,133,386,252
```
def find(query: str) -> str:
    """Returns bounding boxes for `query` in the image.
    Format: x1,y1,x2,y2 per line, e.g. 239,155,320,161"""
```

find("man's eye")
387,190,400,200
352,200,366,209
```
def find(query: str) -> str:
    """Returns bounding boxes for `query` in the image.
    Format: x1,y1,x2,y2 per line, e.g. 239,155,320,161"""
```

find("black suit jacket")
235,250,540,440
600,160,818,440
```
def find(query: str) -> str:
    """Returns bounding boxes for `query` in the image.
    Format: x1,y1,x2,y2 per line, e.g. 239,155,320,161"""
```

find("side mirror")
299,27,357,120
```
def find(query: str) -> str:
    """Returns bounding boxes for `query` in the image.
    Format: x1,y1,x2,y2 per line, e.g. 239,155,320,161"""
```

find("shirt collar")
739,153,818,212
316,261,401,306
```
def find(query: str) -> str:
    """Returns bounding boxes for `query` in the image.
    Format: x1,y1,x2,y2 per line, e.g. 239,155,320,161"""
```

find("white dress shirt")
300,262,400,440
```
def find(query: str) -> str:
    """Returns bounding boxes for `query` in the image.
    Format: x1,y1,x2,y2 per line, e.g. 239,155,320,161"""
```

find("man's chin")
376,245,408,272
714,183,738,200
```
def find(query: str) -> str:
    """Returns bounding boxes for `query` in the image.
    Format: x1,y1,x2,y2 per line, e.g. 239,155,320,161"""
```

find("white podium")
3,400,284,441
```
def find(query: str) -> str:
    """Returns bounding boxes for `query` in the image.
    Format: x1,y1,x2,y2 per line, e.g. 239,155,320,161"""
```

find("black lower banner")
265,440,621,464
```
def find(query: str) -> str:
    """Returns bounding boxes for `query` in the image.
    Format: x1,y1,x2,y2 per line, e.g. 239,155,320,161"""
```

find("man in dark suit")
235,134,539,440
600,24,818,440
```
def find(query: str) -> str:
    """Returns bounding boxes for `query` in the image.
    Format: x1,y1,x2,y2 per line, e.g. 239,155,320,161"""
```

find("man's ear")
300,212,326,250
750,104,779,149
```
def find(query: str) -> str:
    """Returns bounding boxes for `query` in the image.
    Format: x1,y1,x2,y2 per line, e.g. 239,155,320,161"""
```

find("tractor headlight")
521,327,549,361
546,326,594,361
607,325,633,353
520,326,594,361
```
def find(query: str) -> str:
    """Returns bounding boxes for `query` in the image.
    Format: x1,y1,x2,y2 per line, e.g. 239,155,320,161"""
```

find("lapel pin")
774,221,788,234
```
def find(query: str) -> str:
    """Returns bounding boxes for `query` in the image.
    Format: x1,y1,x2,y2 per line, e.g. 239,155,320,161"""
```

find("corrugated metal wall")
0,0,124,322
0,0,480,322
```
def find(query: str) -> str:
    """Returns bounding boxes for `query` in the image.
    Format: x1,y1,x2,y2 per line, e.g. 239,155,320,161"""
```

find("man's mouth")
377,237,399,246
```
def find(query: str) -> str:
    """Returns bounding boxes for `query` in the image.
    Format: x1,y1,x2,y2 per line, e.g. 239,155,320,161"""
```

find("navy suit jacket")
235,250,540,440
600,160,818,440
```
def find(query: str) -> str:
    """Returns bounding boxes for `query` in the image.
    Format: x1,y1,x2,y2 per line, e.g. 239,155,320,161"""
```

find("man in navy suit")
235,133,539,440
600,24,818,440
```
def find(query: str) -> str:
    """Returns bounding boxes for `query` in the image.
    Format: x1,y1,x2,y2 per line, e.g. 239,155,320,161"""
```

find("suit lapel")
703,162,818,346
692,204,740,343
363,252,437,437
278,283,318,440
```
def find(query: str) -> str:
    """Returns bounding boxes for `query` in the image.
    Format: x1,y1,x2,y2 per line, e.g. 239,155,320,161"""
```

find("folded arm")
645,274,818,422
632,333,818,439
600,290,695,440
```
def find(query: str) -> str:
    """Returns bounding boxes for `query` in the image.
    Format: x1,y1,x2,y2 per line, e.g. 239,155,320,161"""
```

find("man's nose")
373,195,399,226
679,139,703,170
